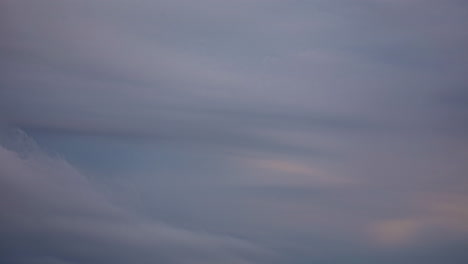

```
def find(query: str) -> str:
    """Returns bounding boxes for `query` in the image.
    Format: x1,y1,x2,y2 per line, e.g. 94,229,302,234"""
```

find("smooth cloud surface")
1,0,468,263
0,129,267,264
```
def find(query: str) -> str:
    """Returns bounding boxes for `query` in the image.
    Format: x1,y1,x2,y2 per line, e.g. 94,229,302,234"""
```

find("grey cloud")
0,129,268,264
1,0,468,263
1,0,465,158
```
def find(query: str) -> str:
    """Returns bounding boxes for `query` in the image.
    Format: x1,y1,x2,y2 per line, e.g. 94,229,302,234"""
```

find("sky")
1,0,468,263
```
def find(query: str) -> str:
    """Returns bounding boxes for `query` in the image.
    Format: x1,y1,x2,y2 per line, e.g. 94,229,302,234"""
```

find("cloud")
243,158,352,186
4,0,466,138
369,192,468,249
1,0,468,262
421,193,468,233
0,129,268,264
370,218,426,247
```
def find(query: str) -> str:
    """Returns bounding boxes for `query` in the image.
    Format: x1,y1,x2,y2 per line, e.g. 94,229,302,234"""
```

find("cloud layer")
1,0,468,263
0,129,267,264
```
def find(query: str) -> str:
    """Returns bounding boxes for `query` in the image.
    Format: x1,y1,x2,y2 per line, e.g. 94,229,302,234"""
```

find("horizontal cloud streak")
1,0,468,263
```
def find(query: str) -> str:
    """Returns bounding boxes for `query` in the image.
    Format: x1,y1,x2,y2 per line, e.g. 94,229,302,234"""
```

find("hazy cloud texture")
1,0,468,263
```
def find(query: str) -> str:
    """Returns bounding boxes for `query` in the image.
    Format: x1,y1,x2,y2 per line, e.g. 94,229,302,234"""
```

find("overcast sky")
1,0,468,263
